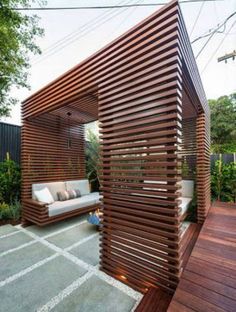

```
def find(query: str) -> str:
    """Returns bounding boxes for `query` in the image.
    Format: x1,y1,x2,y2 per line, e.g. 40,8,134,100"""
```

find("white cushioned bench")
132,179,194,218
32,179,102,217
179,180,194,217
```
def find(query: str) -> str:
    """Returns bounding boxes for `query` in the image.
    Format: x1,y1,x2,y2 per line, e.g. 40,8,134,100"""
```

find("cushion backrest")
179,180,194,198
32,182,66,201
34,187,54,204
66,180,90,195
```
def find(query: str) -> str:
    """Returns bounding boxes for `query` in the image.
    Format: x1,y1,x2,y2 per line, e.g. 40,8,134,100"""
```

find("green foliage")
0,153,21,204
209,93,236,153
0,200,21,220
181,157,190,179
0,202,11,219
86,130,100,192
0,0,44,117
211,143,236,154
9,199,21,220
211,160,236,203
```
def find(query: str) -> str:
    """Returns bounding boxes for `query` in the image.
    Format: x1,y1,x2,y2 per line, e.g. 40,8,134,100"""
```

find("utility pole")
218,50,236,63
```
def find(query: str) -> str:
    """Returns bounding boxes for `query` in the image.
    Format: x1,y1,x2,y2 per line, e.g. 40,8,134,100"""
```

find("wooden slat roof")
22,0,209,122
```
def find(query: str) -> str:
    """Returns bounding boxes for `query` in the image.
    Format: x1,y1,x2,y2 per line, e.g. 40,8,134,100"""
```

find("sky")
2,0,236,126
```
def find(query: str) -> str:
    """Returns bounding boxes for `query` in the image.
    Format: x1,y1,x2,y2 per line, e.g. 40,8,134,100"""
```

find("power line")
10,0,223,11
195,11,236,59
190,0,205,36
201,19,236,73
32,0,137,65
196,27,217,58
32,0,230,64
33,0,128,61
192,10,236,44
102,0,144,44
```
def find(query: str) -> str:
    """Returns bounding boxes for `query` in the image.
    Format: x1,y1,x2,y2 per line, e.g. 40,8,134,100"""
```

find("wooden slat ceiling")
48,93,98,124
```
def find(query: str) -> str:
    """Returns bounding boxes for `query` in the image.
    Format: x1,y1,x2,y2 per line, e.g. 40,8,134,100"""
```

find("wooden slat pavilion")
21,0,210,294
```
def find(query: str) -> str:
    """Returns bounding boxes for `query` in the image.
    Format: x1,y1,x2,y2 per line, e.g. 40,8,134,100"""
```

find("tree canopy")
0,0,44,118
209,93,236,153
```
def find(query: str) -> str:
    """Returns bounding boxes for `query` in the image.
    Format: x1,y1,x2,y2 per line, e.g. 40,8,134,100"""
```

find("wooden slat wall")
196,113,211,223
21,0,210,294
21,114,85,200
98,2,182,293
177,3,211,223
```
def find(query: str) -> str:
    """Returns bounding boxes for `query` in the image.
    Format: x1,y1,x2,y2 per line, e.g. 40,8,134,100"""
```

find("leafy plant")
211,159,236,203
182,157,190,179
209,93,236,153
85,130,101,192
0,0,44,117
0,200,21,220
10,200,21,220
0,153,21,204
0,202,11,219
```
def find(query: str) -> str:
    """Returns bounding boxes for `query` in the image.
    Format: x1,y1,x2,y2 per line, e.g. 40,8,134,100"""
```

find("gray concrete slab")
70,235,100,266
51,275,136,312
0,232,33,254
46,222,97,249
0,256,87,312
0,224,18,237
25,214,87,237
0,242,54,281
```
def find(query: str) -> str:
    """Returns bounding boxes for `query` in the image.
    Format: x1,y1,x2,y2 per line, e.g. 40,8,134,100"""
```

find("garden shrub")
0,201,21,221
0,153,21,220
0,202,11,219
86,130,100,192
211,160,236,203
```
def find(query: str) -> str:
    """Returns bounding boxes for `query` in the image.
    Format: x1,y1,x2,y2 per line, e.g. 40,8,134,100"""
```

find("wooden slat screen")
196,113,211,223
21,114,85,200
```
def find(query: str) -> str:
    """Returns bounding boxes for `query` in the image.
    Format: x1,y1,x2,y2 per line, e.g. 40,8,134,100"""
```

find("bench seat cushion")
180,197,192,216
179,180,194,198
180,221,191,237
48,192,101,217
84,192,102,204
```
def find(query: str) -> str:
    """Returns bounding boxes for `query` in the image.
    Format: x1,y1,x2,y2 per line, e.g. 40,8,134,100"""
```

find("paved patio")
0,215,142,312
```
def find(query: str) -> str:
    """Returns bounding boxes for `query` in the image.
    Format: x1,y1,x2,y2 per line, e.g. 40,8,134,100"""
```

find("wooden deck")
168,201,236,312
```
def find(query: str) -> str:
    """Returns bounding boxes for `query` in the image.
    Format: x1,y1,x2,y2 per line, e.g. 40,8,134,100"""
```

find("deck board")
135,287,172,312
168,201,236,312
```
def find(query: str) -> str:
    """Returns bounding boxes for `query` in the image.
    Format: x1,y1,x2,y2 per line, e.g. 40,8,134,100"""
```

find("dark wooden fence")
0,122,21,163
211,153,236,166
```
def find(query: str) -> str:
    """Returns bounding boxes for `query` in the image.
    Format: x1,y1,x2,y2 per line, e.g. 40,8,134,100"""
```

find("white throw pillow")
34,187,54,204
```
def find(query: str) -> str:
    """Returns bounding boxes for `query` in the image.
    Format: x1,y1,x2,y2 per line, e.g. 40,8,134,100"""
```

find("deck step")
180,223,201,270
135,287,173,312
